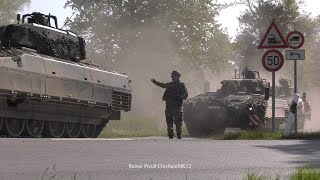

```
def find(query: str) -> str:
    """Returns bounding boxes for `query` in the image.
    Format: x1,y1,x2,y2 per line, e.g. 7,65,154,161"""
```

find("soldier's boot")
176,125,182,139
167,125,174,139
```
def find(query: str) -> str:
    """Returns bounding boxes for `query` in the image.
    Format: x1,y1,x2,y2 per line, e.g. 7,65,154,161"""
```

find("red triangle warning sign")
258,20,288,49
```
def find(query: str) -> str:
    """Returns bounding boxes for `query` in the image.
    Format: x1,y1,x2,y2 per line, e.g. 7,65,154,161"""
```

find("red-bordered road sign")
286,31,304,49
262,49,284,72
258,20,288,49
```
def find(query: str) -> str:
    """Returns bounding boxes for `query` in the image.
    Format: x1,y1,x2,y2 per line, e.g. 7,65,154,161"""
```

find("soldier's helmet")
171,70,181,77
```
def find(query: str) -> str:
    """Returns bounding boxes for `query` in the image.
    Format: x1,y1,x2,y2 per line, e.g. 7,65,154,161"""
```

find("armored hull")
0,49,131,138
0,12,132,138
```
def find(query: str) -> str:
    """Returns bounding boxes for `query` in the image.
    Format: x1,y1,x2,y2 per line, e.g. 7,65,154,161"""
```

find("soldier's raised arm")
151,78,170,88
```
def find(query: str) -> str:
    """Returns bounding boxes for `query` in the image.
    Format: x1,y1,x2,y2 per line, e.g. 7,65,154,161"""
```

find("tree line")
1,0,320,89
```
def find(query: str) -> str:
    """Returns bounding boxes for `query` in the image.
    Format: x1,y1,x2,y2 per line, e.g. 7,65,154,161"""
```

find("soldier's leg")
173,111,183,139
165,110,174,139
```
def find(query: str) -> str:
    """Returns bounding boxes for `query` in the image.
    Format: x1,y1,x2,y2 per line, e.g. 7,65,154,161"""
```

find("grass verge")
245,172,280,180
99,116,189,138
214,131,320,140
244,167,320,180
290,167,320,180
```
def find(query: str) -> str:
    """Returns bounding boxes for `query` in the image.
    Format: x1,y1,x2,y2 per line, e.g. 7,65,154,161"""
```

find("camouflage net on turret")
30,30,85,62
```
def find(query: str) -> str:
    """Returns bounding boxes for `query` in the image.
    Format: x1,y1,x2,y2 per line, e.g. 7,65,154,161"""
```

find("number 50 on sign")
262,49,284,72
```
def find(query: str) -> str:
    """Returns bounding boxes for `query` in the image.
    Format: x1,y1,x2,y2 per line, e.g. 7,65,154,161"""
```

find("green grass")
213,131,320,140
218,131,283,140
99,115,189,138
245,172,276,180
290,167,320,180
244,167,320,180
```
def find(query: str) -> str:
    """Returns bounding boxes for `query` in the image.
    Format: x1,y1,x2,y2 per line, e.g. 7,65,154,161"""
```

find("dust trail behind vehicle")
304,87,320,131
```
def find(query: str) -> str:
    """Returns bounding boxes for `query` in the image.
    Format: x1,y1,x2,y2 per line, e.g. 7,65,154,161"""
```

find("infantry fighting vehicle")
0,12,132,138
183,69,288,137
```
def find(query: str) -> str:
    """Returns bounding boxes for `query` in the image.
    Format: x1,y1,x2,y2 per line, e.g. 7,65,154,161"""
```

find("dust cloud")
303,87,320,131
109,25,215,127
106,24,228,127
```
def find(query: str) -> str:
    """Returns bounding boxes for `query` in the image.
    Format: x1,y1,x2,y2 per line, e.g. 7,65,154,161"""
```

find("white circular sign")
286,31,304,49
262,49,284,72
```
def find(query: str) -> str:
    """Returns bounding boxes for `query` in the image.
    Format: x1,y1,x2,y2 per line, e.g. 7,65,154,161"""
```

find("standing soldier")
301,92,311,120
151,70,188,139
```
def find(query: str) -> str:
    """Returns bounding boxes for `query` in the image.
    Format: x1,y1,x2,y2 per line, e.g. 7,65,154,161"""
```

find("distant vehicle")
183,69,288,137
0,12,132,138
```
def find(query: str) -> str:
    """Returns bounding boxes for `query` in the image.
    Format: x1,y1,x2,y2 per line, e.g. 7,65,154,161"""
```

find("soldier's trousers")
165,108,183,137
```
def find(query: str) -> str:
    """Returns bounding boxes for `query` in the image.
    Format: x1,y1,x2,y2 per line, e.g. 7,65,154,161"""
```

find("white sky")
19,0,320,39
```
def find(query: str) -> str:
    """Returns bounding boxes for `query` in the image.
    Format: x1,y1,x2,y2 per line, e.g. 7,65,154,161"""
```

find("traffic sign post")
262,49,284,72
286,31,304,49
258,20,288,49
262,49,284,132
286,50,305,60
294,60,298,133
286,31,305,133
258,20,306,133
259,20,288,132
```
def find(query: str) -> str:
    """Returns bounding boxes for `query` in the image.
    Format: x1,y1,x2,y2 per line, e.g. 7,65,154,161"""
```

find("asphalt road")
0,138,319,180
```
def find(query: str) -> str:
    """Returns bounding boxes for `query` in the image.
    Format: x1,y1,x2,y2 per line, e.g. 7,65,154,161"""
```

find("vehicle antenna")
61,0,87,30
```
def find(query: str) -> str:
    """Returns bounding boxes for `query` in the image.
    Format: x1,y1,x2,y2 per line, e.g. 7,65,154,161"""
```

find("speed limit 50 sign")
262,49,284,72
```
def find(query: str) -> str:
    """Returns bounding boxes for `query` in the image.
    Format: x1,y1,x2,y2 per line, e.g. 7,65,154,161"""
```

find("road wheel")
25,119,44,138
64,123,81,138
44,121,65,138
93,121,109,138
80,124,96,138
4,118,25,137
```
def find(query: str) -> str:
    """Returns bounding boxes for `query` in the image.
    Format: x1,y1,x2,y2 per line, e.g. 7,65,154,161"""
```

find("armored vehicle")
0,12,132,138
183,69,288,137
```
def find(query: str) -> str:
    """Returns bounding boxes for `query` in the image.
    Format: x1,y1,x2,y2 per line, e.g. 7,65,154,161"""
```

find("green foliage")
234,0,301,68
245,172,270,180
290,167,320,180
282,131,320,140
214,131,320,140
234,0,320,89
244,167,320,180
99,116,189,138
216,131,283,140
0,0,30,26
65,0,232,73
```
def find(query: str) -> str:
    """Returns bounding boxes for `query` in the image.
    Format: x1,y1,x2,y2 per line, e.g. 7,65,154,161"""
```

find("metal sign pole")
272,71,275,132
294,60,298,133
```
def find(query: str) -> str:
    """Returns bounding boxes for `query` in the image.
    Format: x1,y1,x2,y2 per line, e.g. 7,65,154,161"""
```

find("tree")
234,0,320,90
65,0,233,121
65,0,232,74
0,0,31,26
234,0,300,69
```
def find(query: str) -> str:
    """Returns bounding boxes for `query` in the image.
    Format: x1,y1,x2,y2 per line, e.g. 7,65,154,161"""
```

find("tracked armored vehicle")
0,12,132,138
183,69,288,137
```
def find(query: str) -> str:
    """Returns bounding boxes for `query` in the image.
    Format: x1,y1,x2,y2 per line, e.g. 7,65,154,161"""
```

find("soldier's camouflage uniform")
153,80,188,138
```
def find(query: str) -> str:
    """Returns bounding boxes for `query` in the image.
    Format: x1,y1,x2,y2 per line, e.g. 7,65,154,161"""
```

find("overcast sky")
19,0,320,39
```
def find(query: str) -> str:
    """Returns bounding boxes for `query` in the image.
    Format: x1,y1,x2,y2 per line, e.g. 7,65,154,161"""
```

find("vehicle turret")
0,12,86,62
